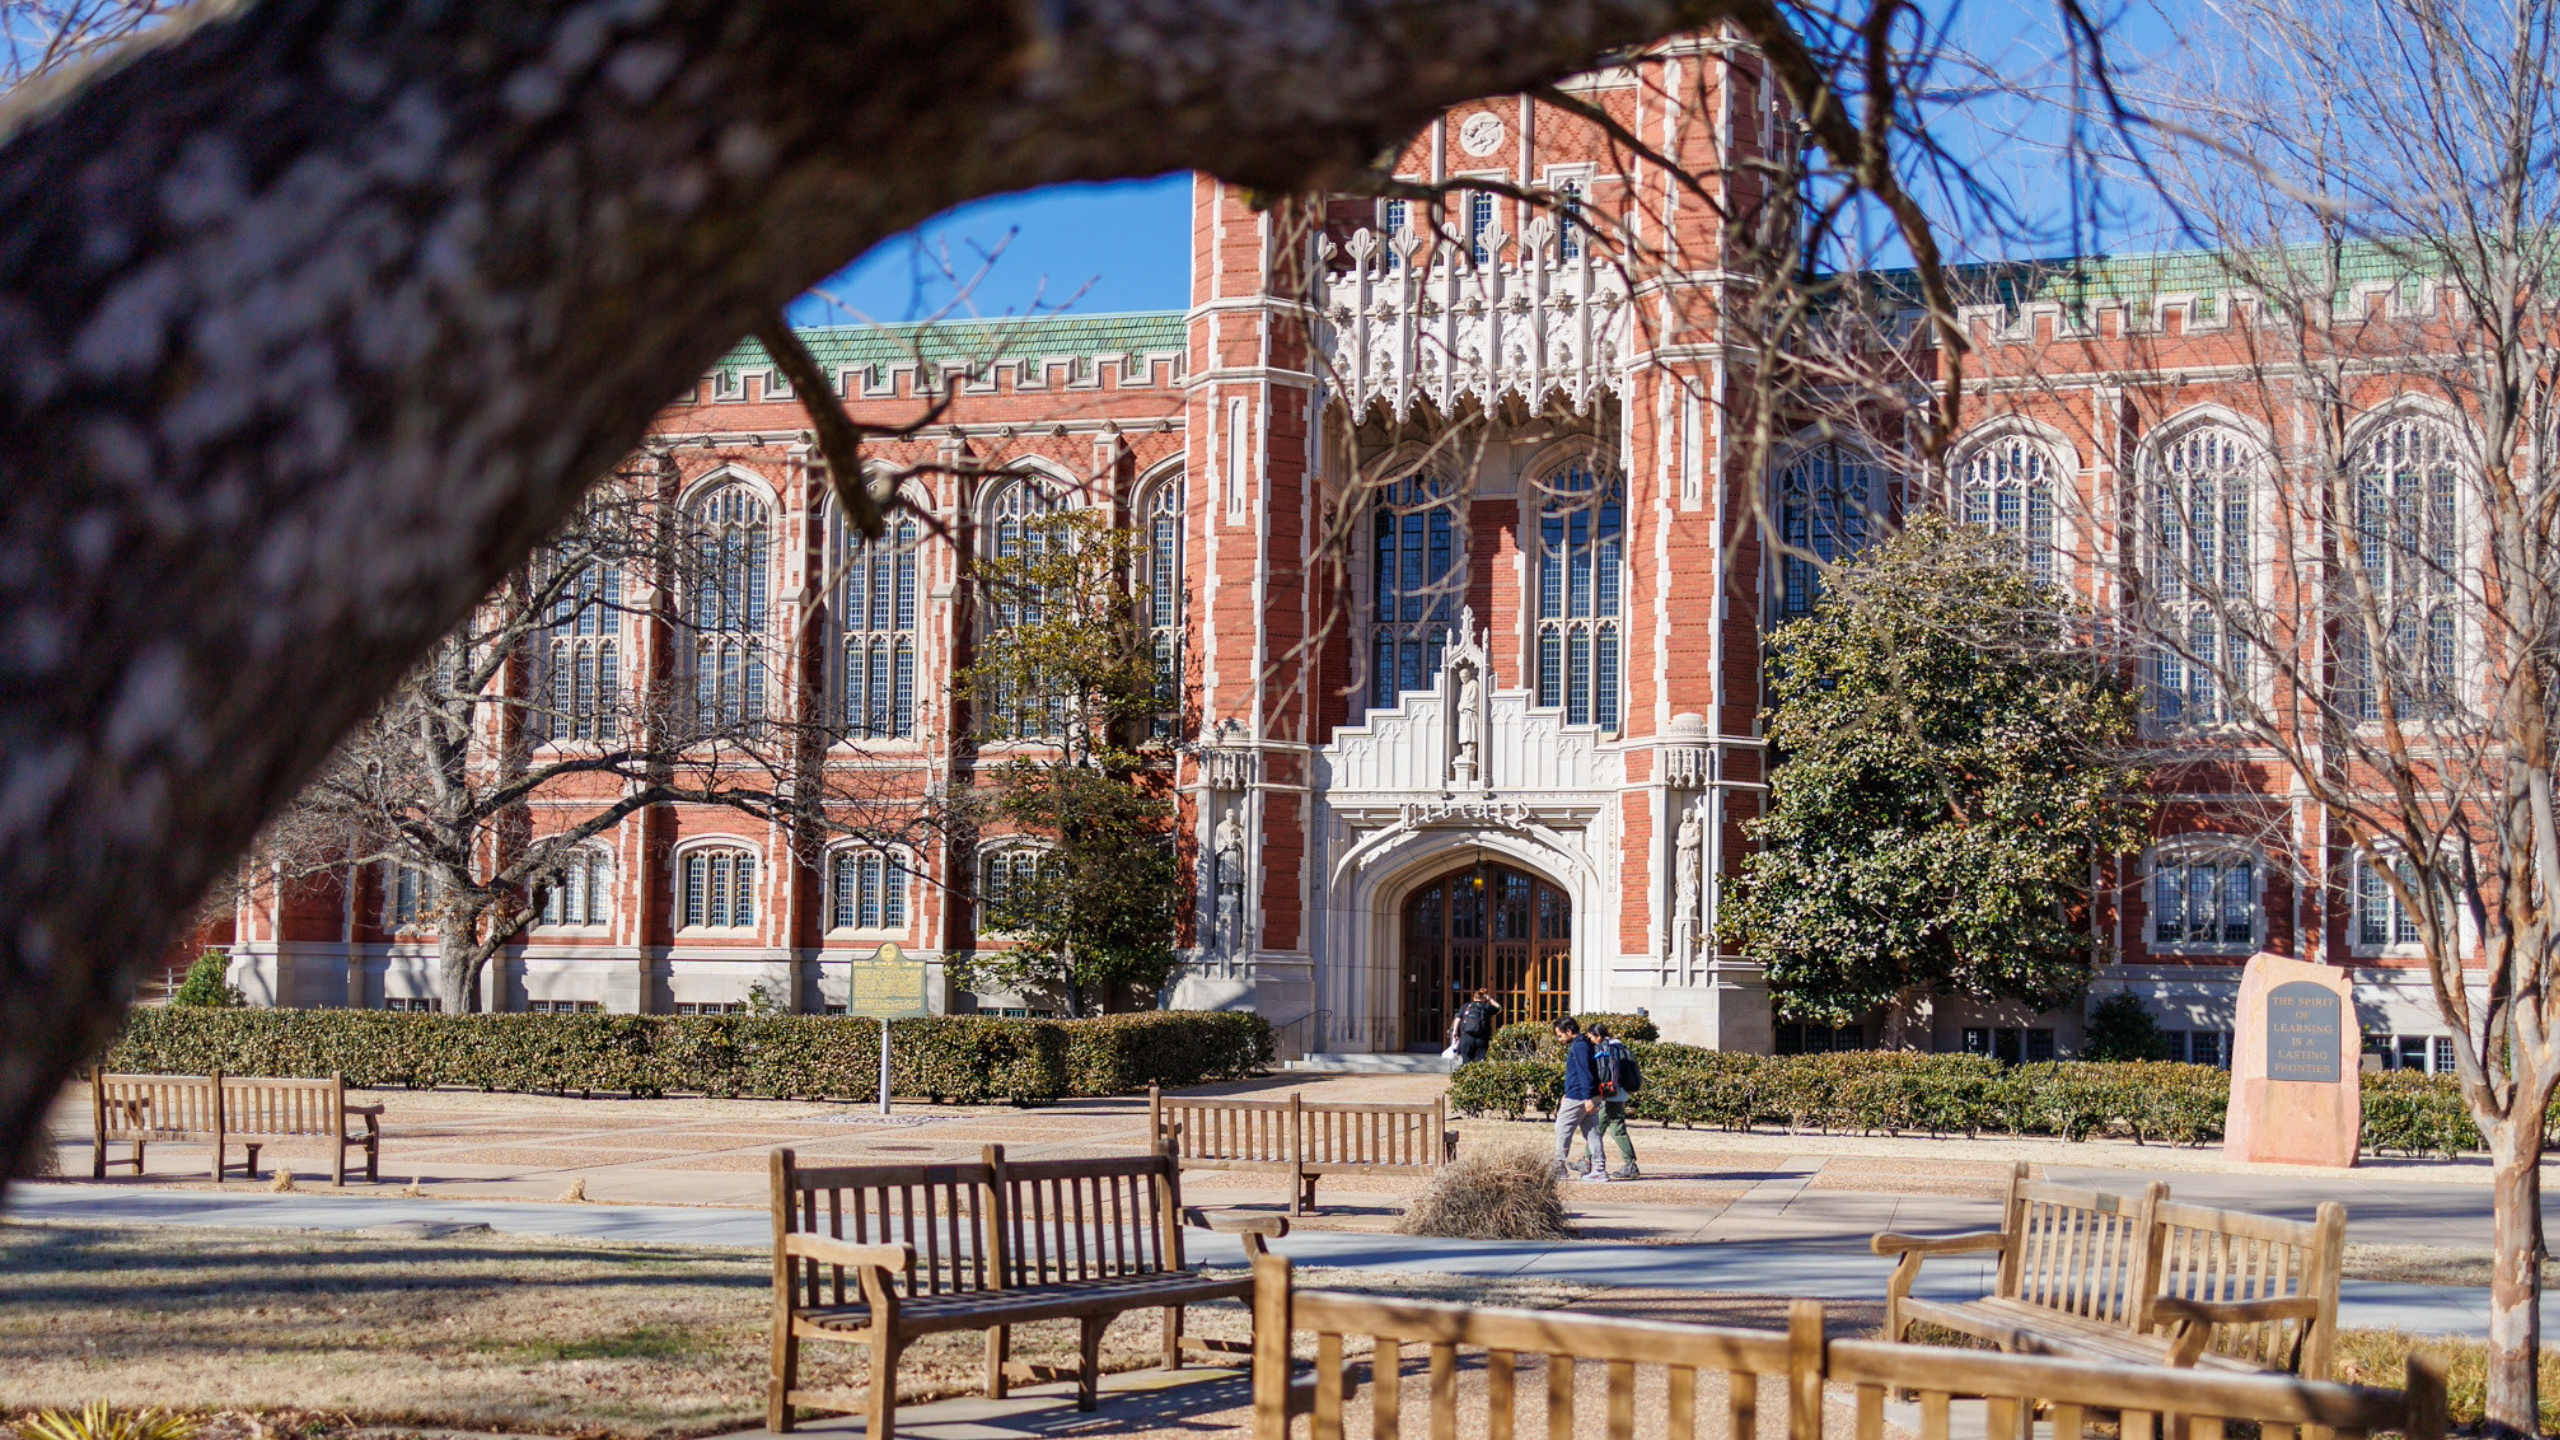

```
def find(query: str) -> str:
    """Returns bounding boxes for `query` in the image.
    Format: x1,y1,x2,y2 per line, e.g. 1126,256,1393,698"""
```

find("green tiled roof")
712,311,1188,377
1861,238,2447,313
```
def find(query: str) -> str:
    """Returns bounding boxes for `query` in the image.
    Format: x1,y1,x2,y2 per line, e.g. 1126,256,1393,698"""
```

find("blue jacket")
1562,1035,1599,1101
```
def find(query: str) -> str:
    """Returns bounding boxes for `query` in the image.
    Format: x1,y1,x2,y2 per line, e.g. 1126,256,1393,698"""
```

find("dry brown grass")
2339,1242,2560,1289
1397,1143,1570,1241
0,1219,1597,1440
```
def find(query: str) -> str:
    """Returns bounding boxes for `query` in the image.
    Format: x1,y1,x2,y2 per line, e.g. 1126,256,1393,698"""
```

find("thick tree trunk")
2487,1123,2545,1439
438,929,484,1015
0,0,1757,1183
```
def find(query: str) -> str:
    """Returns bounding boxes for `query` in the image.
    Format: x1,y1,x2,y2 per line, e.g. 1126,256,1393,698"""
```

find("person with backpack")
1551,1015,1607,1181
1450,989,1499,1065
1585,1020,1642,1180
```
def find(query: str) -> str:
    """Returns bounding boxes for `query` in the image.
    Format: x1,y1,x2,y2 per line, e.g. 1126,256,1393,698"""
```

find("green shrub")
1452,1039,2502,1153
105,1008,1268,1103
169,951,243,1008
2082,993,2175,1062
1487,1012,1659,1060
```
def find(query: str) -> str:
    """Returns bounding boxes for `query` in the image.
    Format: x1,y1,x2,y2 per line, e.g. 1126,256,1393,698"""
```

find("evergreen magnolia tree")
960,508,1182,1016
1723,515,2152,1040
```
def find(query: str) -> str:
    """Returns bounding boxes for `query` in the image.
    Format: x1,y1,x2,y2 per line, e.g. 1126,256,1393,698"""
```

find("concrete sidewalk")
4,1180,2515,1337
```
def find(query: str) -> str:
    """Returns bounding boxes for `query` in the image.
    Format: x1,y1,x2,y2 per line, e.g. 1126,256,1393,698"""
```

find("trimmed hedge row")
1487,1013,1659,1059
1446,1044,2500,1156
106,1008,1273,1104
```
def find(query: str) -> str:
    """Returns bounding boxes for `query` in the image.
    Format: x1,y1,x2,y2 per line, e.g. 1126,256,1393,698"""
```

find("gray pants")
1553,1096,1600,1173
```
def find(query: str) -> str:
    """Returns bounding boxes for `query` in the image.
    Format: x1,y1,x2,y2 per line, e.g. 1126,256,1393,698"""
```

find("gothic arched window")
1956,433,2058,581
984,475,1064,739
1142,476,1184,717
690,482,770,728
1774,441,1876,618
2142,425,2257,726
830,848,909,931
541,547,623,743
1534,461,1624,731
835,502,919,740
2340,415,2462,722
680,846,758,930
540,846,612,928
1370,470,1461,710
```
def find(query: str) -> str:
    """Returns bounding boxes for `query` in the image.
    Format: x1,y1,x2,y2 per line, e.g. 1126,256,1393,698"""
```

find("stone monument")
2223,952,2360,1167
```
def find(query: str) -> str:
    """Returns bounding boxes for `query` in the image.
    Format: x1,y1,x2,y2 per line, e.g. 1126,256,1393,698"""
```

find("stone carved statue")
1671,800,1705,964
1212,807,1247,956
1451,659,1483,784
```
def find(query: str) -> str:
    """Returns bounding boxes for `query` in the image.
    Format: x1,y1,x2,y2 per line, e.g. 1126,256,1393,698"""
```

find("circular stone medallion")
1458,111,1506,157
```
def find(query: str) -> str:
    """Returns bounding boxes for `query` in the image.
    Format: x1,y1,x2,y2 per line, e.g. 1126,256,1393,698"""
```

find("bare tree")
0,0,2121,1186
1993,0,2560,1423
253,461,919,1012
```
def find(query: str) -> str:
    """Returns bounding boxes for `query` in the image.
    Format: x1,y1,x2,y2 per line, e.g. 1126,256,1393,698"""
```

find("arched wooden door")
1402,862,1573,1050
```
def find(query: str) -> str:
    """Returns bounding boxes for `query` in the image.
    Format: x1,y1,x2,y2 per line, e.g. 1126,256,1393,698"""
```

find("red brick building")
211,38,2466,1070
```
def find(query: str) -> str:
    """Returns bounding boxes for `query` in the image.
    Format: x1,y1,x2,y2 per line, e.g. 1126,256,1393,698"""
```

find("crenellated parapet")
1315,216,1630,421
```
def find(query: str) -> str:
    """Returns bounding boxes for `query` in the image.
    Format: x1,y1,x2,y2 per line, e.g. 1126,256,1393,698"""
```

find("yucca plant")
17,1404,200,1440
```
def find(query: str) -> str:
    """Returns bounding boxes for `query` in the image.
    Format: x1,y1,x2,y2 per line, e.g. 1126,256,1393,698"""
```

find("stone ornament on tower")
1441,608,1493,792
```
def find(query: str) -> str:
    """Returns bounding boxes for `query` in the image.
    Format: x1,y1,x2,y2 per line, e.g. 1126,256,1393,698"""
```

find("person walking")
1585,1021,1642,1179
1452,989,1499,1065
1551,1016,1606,1182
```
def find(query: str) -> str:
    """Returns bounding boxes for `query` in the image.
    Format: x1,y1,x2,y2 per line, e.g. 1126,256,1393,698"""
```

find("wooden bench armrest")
782,1234,914,1271
1871,1230,2009,1258
1183,1206,1290,1238
2149,1294,2322,1327
345,1104,386,1118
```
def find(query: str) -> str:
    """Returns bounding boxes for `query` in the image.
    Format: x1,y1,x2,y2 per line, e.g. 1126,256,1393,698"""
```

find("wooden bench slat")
1879,1164,2342,1383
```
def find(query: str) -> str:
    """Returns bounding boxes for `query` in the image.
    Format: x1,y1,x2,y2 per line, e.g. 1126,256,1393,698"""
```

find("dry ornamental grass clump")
1397,1144,1570,1241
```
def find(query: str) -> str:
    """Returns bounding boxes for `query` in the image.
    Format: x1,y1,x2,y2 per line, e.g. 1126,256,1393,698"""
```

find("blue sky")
780,2,2180,327
789,174,1196,326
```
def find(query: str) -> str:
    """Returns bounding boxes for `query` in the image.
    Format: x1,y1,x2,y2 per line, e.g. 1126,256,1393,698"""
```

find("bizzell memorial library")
200,34,2474,1073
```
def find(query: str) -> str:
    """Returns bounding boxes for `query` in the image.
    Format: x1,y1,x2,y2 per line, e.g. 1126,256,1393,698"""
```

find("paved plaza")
23,1068,2559,1338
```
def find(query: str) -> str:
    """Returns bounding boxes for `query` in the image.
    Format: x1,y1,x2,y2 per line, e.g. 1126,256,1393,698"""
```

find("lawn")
0,1220,1592,1439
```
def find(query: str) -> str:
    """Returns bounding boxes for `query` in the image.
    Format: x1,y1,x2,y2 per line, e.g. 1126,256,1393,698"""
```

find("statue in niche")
1212,807,1247,956
1451,659,1483,784
1671,800,1706,963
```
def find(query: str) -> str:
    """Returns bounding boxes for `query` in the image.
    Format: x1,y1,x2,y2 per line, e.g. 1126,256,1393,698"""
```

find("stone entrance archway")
1401,861,1573,1049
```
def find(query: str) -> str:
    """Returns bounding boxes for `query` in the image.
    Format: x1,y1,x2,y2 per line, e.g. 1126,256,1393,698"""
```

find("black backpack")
1595,1039,1642,1097
1460,1000,1495,1039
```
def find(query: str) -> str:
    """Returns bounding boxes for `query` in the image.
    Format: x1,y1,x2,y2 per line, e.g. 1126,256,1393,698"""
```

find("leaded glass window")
986,476,1064,739
1775,442,1874,618
1369,472,1460,710
1144,477,1183,719
692,484,770,728
2356,855,2424,948
830,850,908,931
2152,852,2255,948
2144,426,2256,726
1534,462,1623,731
1957,435,2058,581
2340,417,2461,722
544,560,622,742
836,506,918,739
681,848,757,930
541,847,611,927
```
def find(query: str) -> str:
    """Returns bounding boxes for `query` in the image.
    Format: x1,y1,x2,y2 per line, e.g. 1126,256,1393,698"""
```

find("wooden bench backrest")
2152,1199,2345,1376
219,1075,345,1138
1250,1253,1817,1440
772,1144,1183,1310
995,1151,1186,1284
1150,1089,1448,1171
94,1072,219,1138
1300,1099,1445,1170
1995,1163,2167,1330
1828,1334,2440,1440
1156,1092,1297,1166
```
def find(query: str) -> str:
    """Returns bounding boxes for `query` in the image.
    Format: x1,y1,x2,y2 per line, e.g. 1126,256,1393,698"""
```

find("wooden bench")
1875,1163,2345,1380
92,1070,383,1184
1149,1086,1454,1215
768,1143,1288,1438
1247,1252,2443,1440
